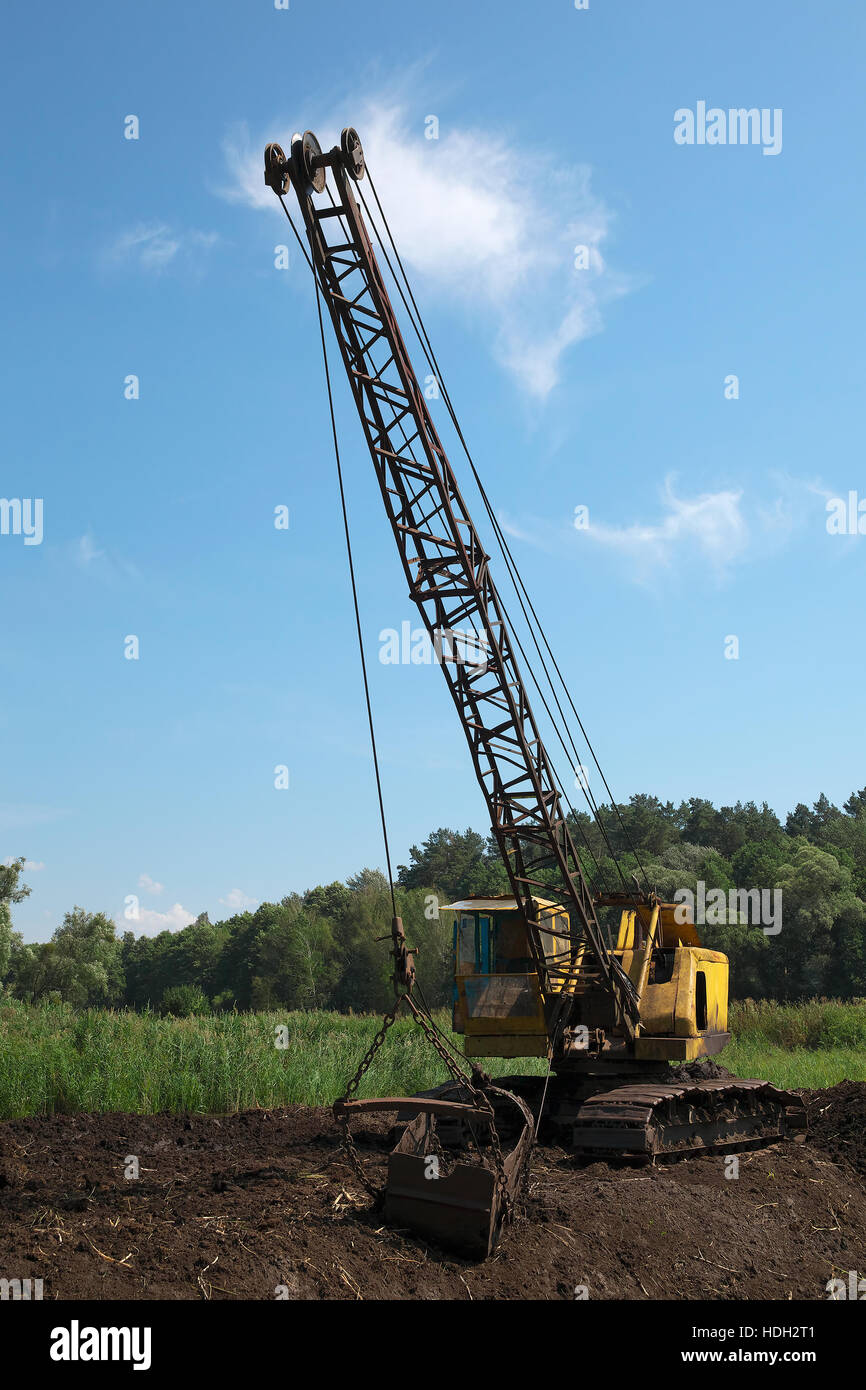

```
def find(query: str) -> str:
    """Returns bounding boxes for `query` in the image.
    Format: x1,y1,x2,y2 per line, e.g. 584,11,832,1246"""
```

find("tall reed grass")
1,997,862,1119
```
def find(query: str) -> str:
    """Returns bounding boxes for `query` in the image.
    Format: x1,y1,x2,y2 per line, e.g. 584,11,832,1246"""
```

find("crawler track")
572,1078,807,1160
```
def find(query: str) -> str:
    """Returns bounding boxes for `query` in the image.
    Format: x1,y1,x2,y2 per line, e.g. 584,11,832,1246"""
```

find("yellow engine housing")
614,900,728,1060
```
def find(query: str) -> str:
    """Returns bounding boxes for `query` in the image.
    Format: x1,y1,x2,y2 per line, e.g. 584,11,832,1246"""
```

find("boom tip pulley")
340,125,366,181
263,126,365,197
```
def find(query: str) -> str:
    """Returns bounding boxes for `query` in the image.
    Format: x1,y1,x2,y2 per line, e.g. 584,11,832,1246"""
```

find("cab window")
478,914,493,972
493,913,532,972
457,914,477,969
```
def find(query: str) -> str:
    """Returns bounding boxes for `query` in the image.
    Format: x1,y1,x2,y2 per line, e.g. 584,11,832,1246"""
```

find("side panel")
465,1032,549,1058
459,973,546,1033
632,946,730,1058
674,949,729,1038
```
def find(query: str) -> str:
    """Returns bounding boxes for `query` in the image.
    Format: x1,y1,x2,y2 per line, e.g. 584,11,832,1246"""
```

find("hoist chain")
336,1002,401,1200
334,992,513,1220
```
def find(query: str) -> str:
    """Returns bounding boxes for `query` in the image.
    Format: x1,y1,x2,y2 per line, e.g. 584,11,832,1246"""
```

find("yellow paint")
452,895,731,1064
464,1034,549,1058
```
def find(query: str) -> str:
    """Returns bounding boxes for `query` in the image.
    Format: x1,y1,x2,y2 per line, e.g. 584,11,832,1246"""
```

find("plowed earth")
1,1083,864,1301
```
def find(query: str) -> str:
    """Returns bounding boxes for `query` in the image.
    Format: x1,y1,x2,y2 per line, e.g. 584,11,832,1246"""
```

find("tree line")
2,787,866,1014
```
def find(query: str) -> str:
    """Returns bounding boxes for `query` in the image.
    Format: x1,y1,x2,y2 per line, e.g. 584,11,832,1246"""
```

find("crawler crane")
263,128,805,1256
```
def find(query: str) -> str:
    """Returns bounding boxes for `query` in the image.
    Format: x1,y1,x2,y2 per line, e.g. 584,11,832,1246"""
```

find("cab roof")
443,895,558,912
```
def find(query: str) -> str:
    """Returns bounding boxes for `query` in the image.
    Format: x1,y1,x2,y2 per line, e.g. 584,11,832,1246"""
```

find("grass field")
724,997,866,1089
0,997,864,1119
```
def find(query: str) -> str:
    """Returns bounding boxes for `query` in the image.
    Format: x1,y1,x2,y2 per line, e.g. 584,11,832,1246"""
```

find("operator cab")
448,895,566,1058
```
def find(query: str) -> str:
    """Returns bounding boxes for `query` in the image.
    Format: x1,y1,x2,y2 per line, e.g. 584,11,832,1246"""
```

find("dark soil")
669,1058,734,1082
0,1089,863,1301
802,1082,866,1176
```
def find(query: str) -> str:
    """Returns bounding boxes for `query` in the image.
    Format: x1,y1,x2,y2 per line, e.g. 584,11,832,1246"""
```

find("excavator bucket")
336,1087,534,1259
386,1108,532,1258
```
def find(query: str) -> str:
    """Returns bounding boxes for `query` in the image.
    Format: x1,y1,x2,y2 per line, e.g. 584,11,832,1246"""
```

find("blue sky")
2,1,864,941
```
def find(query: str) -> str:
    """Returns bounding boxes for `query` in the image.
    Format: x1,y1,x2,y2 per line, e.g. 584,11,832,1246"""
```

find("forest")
2,788,866,1016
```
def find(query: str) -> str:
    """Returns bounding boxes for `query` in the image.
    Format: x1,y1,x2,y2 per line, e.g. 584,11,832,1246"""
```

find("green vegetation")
723,1042,864,1091
1,997,862,1120
0,998,546,1119
729,997,866,1051
726,998,866,1089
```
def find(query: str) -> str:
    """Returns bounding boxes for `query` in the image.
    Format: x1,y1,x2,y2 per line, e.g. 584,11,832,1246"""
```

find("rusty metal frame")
280,140,639,1036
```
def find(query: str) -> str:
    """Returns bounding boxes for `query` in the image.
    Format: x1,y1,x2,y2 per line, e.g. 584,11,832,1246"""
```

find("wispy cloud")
219,888,259,912
757,470,834,535
497,472,817,586
501,475,750,584
71,532,141,583
2,856,46,871
500,471,837,586
138,873,164,896
219,96,633,398
586,477,748,572
104,222,218,274
75,532,104,567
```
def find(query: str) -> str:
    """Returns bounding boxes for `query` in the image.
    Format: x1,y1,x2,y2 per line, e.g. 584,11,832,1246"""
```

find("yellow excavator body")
450,895,730,1063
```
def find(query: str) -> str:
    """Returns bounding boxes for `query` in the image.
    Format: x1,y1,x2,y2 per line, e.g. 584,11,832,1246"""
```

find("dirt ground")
0,1083,864,1301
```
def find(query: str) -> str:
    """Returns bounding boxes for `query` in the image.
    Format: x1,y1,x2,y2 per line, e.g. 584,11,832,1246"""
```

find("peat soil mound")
803,1082,866,1176
669,1058,733,1082
0,1086,863,1301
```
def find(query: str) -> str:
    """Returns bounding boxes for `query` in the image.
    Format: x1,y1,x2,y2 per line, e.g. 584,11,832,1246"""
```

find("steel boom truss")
270,135,639,1035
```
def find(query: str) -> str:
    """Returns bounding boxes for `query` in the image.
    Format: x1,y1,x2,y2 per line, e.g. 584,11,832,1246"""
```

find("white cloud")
105,223,218,274
71,532,141,583
220,98,632,397
2,857,45,871
586,476,748,571
501,470,844,587
138,873,164,895
113,223,180,269
219,888,259,912
756,471,834,536
119,902,196,935
75,532,104,567
500,475,749,583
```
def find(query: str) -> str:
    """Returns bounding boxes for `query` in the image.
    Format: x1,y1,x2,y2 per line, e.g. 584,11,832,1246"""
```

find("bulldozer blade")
383,1103,533,1258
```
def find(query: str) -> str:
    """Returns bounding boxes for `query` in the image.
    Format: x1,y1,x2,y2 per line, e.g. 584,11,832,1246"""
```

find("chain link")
334,993,523,1227
336,1003,402,1200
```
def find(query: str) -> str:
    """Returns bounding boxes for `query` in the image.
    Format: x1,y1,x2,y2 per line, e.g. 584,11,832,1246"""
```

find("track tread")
572,1078,807,1159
